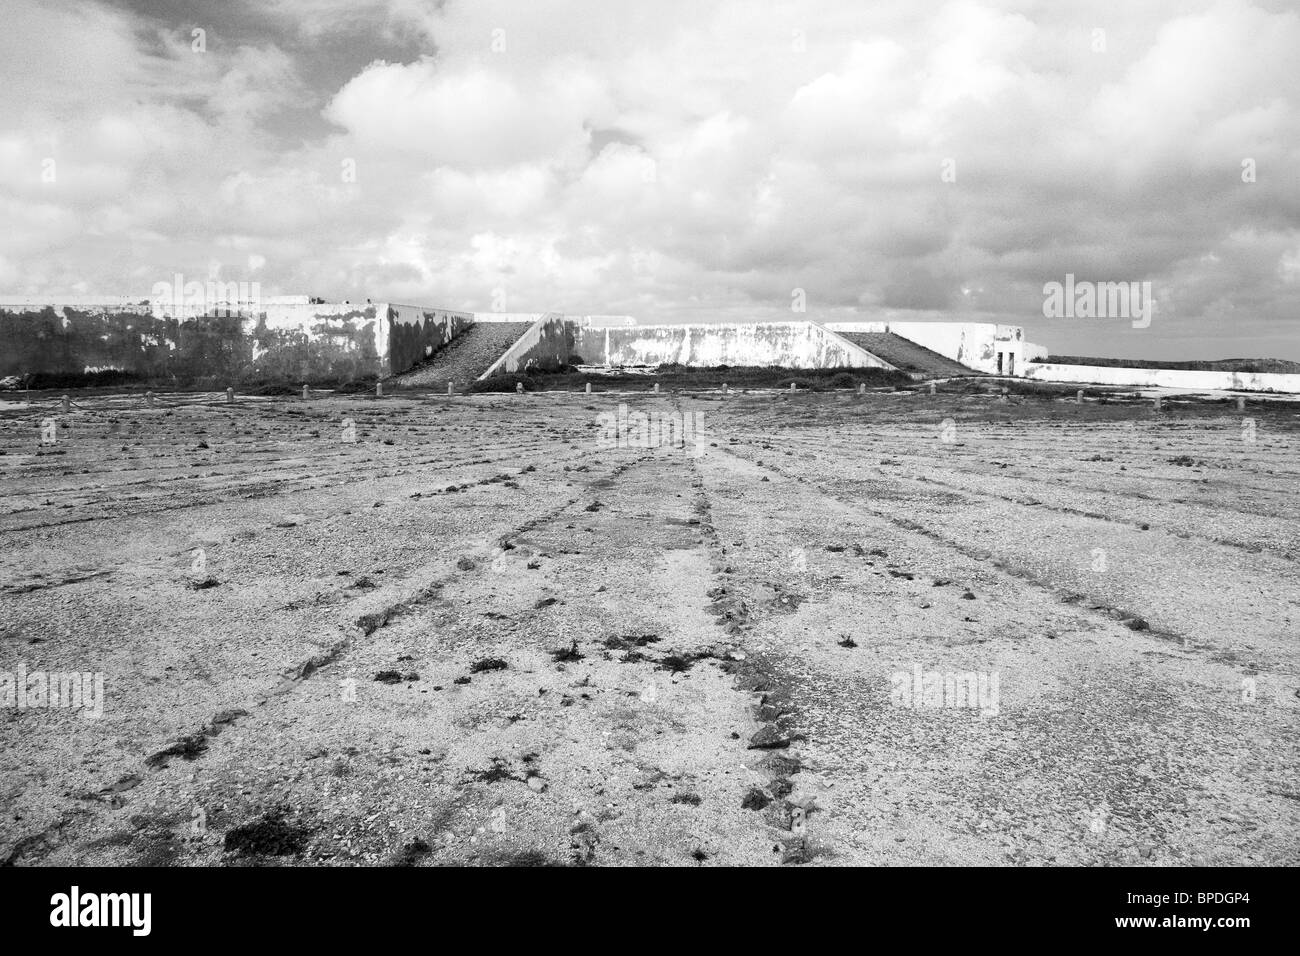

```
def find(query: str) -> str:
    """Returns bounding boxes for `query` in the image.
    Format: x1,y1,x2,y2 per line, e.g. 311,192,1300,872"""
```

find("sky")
0,0,1297,360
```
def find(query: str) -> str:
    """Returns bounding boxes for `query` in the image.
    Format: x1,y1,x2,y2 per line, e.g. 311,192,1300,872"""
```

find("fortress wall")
2,301,391,383
1022,363,1300,393
387,304,474,375
570,321,892,369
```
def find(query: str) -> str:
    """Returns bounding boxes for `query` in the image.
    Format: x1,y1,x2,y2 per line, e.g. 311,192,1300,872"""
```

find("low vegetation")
468,365,911,393
1044,355,1300,374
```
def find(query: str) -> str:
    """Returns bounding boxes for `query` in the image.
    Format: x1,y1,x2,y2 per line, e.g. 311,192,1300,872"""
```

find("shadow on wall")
490,313,576,375
388,306,474,374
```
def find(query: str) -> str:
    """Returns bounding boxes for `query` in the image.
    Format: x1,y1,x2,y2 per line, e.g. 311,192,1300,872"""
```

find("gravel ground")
1,385,1296,866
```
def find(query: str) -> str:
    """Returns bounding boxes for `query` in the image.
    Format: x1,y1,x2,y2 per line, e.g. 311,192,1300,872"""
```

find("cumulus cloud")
324,58,610,168
1,0,1297,359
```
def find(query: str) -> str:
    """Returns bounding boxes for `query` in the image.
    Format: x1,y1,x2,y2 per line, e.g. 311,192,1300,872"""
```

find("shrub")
776,376,815,390
333,380,375,394
468,373,533,393
23,370,142,389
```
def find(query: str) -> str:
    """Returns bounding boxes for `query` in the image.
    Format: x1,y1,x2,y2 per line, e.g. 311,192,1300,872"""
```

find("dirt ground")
1,384,1297,866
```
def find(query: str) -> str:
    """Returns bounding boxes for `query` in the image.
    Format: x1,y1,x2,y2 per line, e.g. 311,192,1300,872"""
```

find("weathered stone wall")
246,304,387,382
2,304,180,378
570,321,892,369
1,302,389,384
825,320,1032,374
387,304,474,376
479,313,574,377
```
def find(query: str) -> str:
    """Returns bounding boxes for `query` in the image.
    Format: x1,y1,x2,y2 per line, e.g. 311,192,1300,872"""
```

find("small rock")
748,726,792,750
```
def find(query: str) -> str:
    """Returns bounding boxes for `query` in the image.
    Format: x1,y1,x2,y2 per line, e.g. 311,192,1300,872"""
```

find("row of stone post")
111,383,1254,412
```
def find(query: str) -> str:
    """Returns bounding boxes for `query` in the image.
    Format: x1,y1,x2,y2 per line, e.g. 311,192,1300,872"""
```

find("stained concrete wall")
0,302,388,384
1022,363,1300,394
247,303,387,381
479,313,572,377
571,322,893,369
388,304,474,375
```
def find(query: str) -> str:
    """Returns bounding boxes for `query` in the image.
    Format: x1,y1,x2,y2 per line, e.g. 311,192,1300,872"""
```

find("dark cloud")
1,0,1297,359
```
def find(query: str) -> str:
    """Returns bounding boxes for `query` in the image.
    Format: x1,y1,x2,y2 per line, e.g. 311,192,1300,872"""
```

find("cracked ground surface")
1,385,1296,866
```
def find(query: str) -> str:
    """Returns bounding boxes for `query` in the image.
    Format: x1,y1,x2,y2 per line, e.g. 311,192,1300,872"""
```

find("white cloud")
0,0,1297,357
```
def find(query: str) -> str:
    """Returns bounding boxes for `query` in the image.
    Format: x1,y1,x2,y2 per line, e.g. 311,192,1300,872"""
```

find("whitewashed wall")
1023,363,1300,393
574,322,894,368
823,320,1045,374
